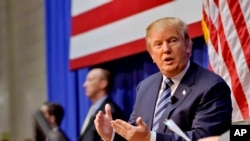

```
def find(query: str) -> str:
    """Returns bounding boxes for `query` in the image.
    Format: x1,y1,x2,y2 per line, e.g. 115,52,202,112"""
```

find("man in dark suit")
78,68,126,141
94,17,232,141
40,102,69,141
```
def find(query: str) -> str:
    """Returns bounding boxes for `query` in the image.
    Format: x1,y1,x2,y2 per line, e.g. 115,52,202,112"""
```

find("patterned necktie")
152,78,173,131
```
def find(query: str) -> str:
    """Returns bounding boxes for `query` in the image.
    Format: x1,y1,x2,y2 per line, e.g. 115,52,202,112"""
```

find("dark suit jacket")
78,97,126,141
48,128,70,141
128,62,232,141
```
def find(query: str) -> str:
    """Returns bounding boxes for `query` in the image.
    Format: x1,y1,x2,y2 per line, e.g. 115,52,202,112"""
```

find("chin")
162,67,176,75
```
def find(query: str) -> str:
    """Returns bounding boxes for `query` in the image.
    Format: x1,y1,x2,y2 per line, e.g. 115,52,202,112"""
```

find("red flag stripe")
70,0,203,68
70,21,202,70
202,7,219,53
70,38,146,69
71,0,173,36
219,0,250,93
203,0,250,120
214,0,219,7
217,12,249,119
227,0,250,69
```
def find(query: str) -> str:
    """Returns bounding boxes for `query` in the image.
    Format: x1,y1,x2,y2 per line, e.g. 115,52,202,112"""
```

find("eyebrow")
166,35,179,39
152,35,179,42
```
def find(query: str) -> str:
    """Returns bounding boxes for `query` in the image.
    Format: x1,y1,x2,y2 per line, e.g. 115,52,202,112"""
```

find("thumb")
136,117,146,127
105,104,112,119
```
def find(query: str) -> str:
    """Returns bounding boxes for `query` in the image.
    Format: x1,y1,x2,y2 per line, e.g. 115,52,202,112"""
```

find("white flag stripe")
71,0,112,16
208,38,243,120
203,0,250,120
239,0,250,34
208,36,243,121
70,0,202,59
209,41,245,120
219,0,250,112
207,37,232,89
207,0,219,30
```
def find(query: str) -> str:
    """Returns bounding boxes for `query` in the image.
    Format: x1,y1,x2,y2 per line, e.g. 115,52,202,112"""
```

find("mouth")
164,57,173,61
164,57,173,64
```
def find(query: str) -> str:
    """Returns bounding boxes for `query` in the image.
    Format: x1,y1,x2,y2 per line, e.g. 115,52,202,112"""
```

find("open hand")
94,104,113,141
111,117,151,141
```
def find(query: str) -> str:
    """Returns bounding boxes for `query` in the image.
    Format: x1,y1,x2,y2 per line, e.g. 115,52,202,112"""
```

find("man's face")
40,105,50,122
148,28,191,77
40,105,56,127
83,69,103,99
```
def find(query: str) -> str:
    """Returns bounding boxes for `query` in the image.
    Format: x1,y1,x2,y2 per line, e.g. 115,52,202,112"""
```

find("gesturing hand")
94,104,113,141
111,117,151,141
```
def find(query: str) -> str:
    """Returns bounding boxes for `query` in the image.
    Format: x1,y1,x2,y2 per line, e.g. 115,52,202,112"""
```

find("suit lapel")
80,98,108,137
142,73,163,129
88,98,108,124
157,63,197,131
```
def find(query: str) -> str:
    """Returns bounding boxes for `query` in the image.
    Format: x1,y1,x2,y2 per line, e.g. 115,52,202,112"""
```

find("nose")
83,81,87,88
163,42,171,53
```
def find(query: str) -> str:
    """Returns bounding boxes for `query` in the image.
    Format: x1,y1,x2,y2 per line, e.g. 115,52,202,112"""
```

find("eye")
167,38,177,43
153,41,163,48
167,37,179,46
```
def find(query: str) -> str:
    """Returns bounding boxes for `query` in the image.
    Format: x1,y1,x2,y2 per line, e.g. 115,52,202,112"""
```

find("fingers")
112,117,150,141
136,117,146,128
111,119,132,139
105,104,112,119
112,119,132,130
112,117,145,131
94,110,113,141
94,104,112,127
94,111,103,126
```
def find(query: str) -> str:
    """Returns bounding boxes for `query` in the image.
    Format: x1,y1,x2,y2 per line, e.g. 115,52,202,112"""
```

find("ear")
49,115,56,125
100,79,108,89
186,40,193,57
147,50,155,63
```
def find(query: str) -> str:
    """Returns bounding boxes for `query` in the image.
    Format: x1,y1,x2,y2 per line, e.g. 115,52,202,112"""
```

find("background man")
39,102,69,141
78,68,126,141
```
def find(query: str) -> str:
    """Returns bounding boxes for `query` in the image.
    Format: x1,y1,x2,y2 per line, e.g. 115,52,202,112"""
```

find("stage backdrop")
44,0,207,140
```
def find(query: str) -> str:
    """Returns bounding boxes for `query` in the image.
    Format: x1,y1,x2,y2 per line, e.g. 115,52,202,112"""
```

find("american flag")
202,0,250,121
70,0,203,70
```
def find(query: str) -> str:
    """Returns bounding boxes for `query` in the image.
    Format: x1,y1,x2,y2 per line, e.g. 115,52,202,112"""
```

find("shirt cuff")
102,129,115,141
150,131,156,141
110,129,115,141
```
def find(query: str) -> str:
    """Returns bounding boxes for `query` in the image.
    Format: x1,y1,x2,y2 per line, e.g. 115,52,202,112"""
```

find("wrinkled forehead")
147,24,183,38
150,27,180,37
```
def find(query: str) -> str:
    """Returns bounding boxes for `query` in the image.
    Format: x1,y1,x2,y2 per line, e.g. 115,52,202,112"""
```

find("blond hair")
145,17,192,51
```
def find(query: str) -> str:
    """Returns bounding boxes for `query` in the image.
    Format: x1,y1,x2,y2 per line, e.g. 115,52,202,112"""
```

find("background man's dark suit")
78,97,125,141
48,128,70,141
129,62,232,141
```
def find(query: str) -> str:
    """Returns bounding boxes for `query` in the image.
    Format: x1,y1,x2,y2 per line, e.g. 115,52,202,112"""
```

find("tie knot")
164,78,173,89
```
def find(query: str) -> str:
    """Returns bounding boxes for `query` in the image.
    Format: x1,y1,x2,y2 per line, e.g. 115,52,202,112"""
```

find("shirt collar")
92,95,108,113
52,127,59,131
